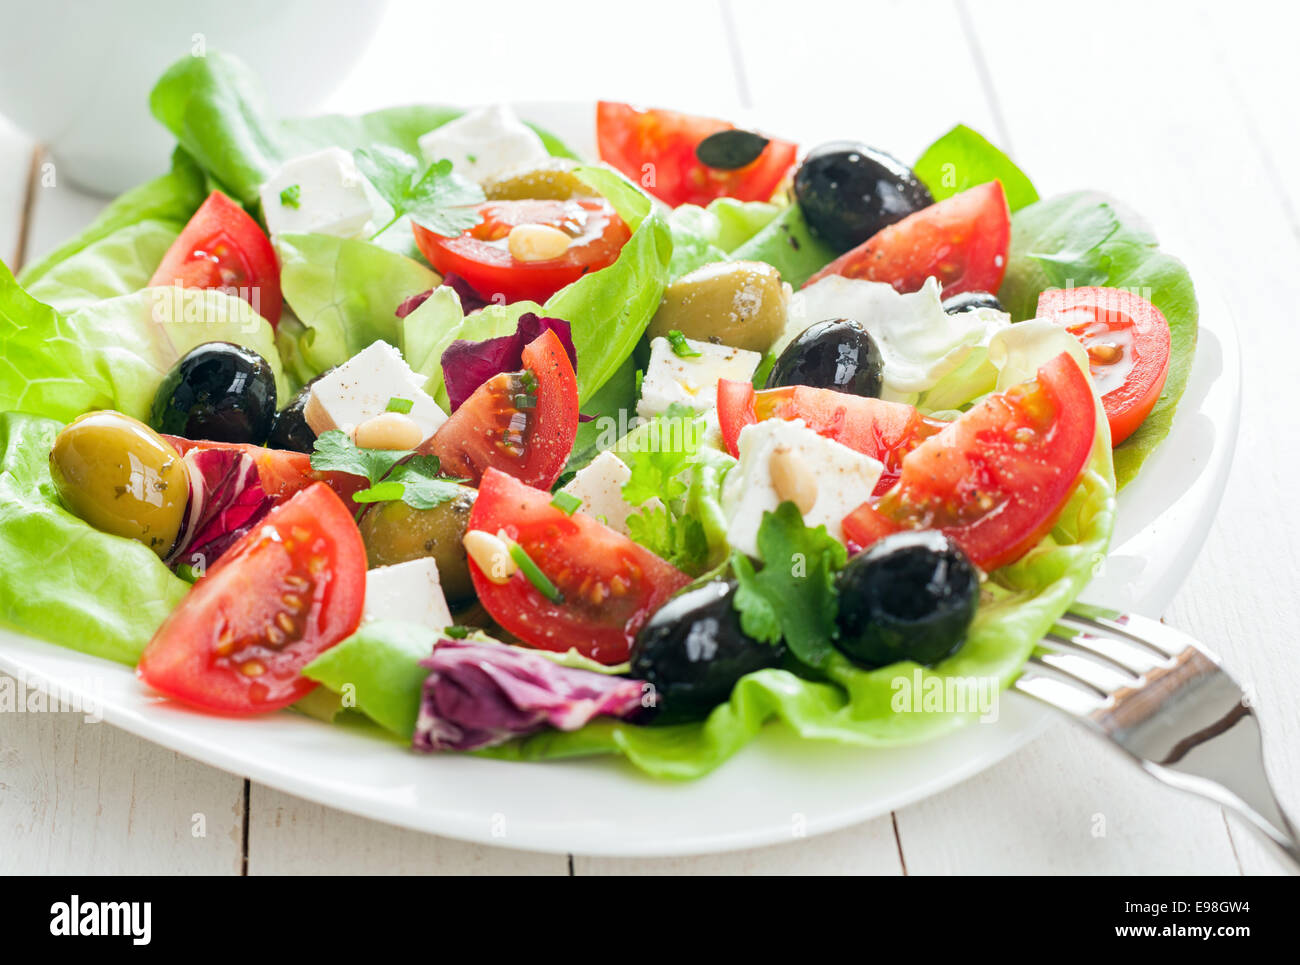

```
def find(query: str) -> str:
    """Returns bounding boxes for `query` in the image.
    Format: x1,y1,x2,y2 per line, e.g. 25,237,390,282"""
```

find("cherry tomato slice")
805,180,1010,299
149,191,282,327
716,379,945,496
421,328,579,490
1036,286,1171,446
841,352,1097,571
596,101,797,208
137,483,366,714
467,468,692,665
412,198,629,305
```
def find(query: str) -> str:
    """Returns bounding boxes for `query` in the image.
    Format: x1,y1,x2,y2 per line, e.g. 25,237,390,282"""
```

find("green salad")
0,52,1198,779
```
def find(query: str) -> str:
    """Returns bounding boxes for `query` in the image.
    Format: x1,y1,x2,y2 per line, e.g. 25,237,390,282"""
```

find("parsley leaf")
730,502,847,668
310,430,409,485
310,433,462,511
621,405,702,505
354,146,484,239
279,184,301,209
381,456,466,510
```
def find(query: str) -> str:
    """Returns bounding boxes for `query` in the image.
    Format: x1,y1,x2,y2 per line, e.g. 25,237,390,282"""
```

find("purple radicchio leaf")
395,273,490,320
412,639,648,752
165,448,274,572
440,313,578,413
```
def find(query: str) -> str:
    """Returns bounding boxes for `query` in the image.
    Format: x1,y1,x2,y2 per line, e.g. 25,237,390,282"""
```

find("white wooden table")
2,0,1296,875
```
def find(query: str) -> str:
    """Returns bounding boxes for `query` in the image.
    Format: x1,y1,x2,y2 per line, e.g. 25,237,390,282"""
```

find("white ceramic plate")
0,104,1241,857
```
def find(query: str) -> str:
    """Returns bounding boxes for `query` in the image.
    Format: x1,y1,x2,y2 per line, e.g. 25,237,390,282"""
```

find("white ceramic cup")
0,0,389,195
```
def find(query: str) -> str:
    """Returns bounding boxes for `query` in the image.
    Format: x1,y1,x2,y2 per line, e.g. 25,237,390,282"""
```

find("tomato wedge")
841,352,1096,571
421,328,578,490
716,379,945,496
412,198,629,305
149,190,282,327
1036,286,1171,446
467,468,691,665
805,180,1010,298
164,437,368,506
596,101,797,207
137,483,366,714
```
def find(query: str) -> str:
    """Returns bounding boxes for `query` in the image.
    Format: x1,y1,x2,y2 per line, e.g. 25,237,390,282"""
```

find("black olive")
149,342,277,444
695,129,771,170
794,141,932,252
766,317,884,398
267,369,332,453
630,580,784,725
834,531,978,668
942,291,1004,315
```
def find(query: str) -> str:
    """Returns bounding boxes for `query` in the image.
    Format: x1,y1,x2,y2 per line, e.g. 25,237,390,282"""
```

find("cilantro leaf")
384,456,466,510
310,430,410,485
354,146,484,239
730,502,847,668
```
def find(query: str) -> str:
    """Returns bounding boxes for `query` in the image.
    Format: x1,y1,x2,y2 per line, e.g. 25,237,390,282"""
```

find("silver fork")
1013,605,1300,872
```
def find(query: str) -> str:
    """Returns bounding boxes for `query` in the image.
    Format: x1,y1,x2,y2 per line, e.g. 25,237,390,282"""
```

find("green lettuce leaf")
0,412,190,665
274,233,441,375
25,221,181,313
149,51,577,208
668,198,780,279
914,124,1039,212
545,166,673,403
728,204,837,288
0,262,287,424
998,191,1198,486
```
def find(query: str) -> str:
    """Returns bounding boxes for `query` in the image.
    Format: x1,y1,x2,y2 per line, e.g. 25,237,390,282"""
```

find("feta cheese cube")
417,104,551,184
303,341,448,442
259,147,375,238
722,419,883,557
363,558,453,630
559,451,664,536
636,336,762,419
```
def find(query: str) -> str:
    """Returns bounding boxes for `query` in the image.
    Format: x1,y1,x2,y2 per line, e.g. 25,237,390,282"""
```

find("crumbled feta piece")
417,104,550,184
636,336,762,419
559,451,663,536
363,558,452,630
303,341,447,442
722,418,883,557
259,147,375,238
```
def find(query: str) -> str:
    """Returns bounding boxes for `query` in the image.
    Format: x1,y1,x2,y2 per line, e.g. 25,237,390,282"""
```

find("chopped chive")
508,540,563,603
667,330,701,358
386,396,414,414
518,369,539,393
634,367,644,394
443,625,470,639
279,184,301,209
550,491,582,515
513,393,537,409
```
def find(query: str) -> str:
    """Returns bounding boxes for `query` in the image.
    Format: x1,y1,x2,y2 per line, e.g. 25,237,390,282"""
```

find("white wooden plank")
0,117,33,268
576,818,902,875
247,783,568,874
0,674,244,874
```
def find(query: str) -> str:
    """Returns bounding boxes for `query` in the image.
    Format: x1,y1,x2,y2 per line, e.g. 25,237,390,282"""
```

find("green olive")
647,260,790,354
49,411,187,557
359,488,477,604
481,159,597,201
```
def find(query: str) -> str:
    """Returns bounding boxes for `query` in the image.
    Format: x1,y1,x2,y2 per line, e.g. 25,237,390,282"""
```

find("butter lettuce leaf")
0,413,190,665
0,262,287,424
728,204,837,289
999,191,1197,486
914,124,1039,212
668,198,780,279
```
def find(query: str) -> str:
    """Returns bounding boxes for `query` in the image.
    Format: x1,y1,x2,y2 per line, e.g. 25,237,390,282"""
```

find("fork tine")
1033,649,1133,695
1063,607,1203,661
1022,652,1113,699
1043,630,1149,679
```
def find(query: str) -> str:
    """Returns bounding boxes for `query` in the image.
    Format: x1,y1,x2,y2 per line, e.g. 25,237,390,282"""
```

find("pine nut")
463,530,517,584
769,445,818,514
354,411,423,450
507,223,571,262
